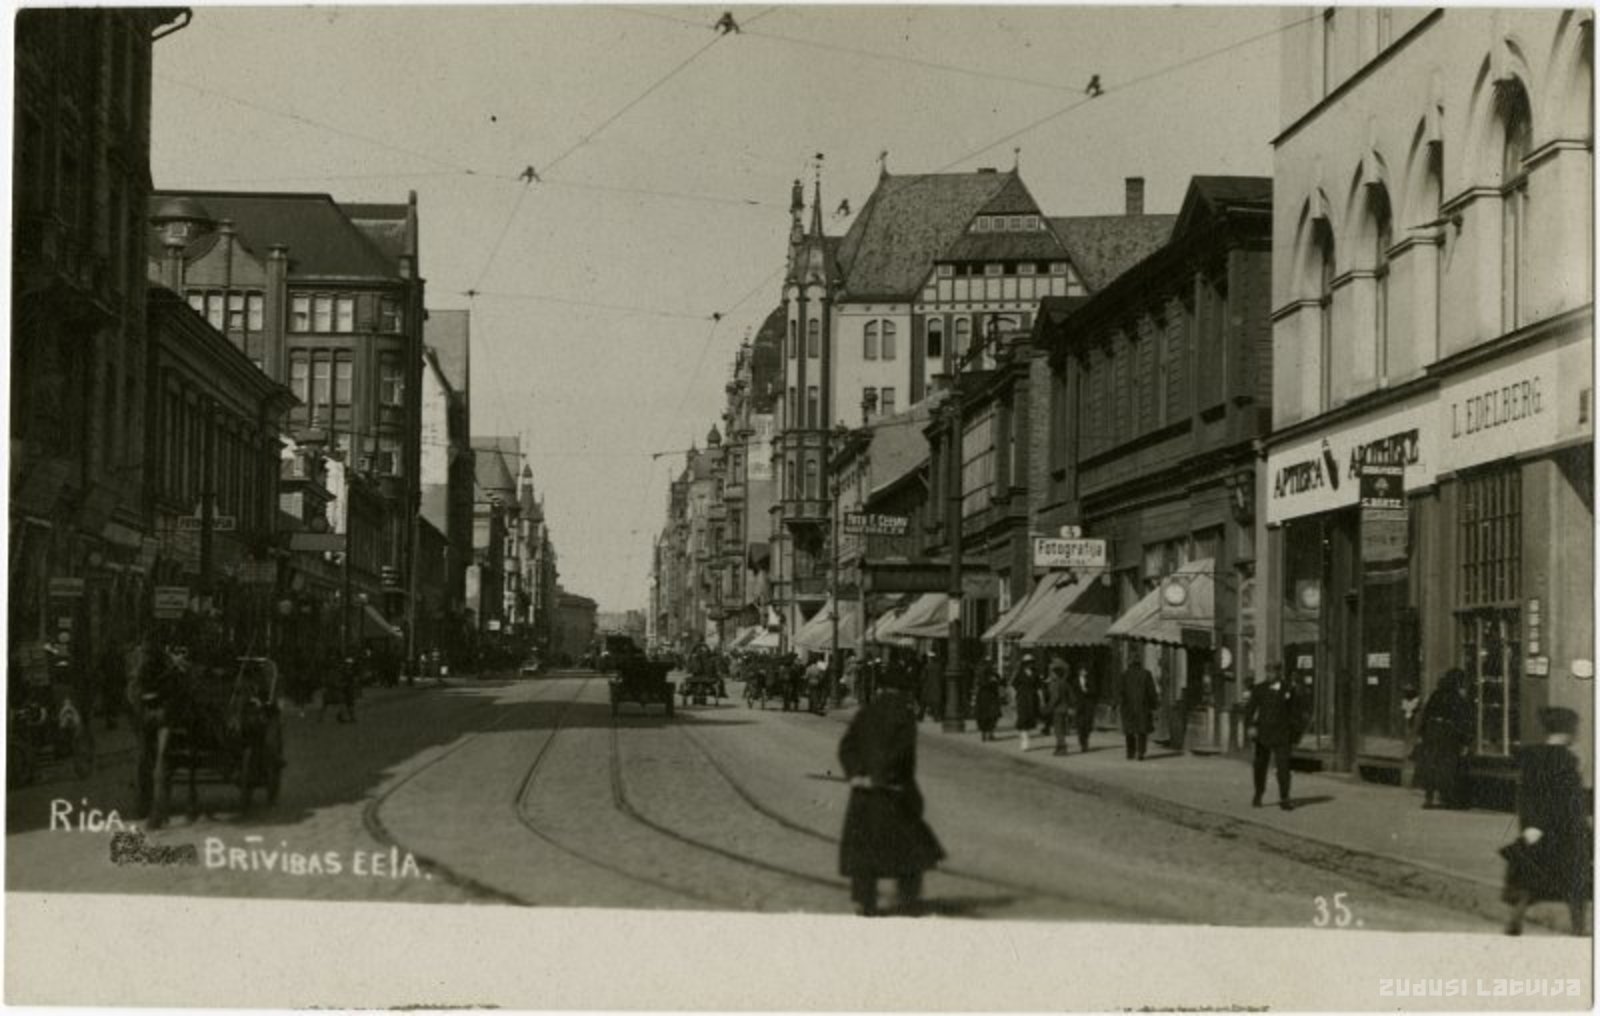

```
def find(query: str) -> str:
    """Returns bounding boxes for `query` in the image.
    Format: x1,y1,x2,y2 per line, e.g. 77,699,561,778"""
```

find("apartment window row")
187,289,265,333
289,348,354,419
1077,306,1191,458
971,214,1044,233
290,293,357,334
938,261,1069,278
862,319,898,361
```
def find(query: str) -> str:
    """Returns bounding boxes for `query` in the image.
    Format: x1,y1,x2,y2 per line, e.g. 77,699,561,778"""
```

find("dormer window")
974,216,991,232
937,264,953,278
1049,262,1069,275
1008,216,1023,231
984,263,1003,277
1025,215,1040,230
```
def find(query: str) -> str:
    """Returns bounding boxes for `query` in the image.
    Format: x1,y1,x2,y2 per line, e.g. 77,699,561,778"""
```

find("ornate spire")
809,154,824,238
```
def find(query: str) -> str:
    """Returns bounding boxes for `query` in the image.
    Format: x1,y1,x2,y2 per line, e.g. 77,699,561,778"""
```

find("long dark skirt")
839,785,945,879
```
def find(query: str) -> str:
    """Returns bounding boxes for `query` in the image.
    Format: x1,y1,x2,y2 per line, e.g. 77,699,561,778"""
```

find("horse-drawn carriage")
137,652,285,828
609,656,675,717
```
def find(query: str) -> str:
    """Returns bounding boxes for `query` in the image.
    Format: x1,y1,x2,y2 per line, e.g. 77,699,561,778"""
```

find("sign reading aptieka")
844,512,909,536
1265,394,1433,524
1033,537,1108,569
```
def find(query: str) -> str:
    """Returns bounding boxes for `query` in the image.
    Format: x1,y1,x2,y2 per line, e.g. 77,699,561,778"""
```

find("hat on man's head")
1539,706,1580,735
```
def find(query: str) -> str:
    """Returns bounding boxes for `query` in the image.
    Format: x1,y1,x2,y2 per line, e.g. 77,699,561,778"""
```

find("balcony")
781,497,830,530
722,481,746,502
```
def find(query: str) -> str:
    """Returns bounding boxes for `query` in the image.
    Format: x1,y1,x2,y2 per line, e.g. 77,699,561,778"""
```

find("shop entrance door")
1457,608,1523,758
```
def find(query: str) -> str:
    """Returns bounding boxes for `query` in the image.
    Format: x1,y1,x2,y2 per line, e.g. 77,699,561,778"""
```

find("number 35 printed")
1312,892,1358,928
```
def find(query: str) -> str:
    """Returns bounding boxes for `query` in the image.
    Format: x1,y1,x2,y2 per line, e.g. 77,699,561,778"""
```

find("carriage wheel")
238,747,255,815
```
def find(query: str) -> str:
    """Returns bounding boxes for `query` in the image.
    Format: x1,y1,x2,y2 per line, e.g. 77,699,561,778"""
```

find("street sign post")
1032,537,1108,569
153,586,190,620
843,512,909,537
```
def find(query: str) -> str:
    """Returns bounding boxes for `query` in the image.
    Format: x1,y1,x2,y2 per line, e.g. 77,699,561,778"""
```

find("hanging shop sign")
844,512,909,536
153,586,190,619
1359,464,1409,564
1265,396,1434,524
1032,537,1108,569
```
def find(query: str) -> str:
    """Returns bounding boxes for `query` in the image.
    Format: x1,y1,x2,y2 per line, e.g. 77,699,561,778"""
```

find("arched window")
787,319,796,359
881,321,897,360
926,319,944,359
1369,185,1393,379
785,458,796,499
863,321,879,360
954,318,972,361
807,319,820,358
786,386,796,428
1314,218,1336,410
1498,82,1533,330
804,459,819,499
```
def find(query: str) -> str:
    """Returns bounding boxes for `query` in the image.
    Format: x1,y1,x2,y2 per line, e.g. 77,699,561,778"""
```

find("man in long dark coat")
1244,663,1303,809
1504,706,1592,935
837,670,945,916
1118,655,1158,760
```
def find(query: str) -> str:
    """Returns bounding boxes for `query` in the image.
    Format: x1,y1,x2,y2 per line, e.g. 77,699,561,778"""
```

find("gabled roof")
1049,213,1176,292
833,170,1014,299
976,173,1041,216
343,201,411,262
1173,175,1273,236
148,190,401,279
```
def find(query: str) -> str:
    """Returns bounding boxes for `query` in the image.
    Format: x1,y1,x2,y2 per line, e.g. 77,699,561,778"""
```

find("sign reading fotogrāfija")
1264,395,1435,525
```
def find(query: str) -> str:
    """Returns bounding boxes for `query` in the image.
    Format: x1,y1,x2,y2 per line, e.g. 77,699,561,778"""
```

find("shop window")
1456,462,1523,757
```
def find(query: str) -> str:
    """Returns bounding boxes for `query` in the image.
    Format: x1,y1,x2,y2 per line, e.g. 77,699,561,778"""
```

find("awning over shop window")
982,572,1072,642
792,596,862,652
1025,577,1115,647
362,603,403,640
866,603,915,646
1106,558,1216,647
880,592,950,641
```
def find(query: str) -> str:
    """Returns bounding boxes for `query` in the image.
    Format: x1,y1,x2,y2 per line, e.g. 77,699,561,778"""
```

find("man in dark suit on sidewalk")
1245,662,1304,810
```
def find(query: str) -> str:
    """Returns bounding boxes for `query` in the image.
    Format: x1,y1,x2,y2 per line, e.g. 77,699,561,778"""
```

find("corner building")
1265,8,1593,783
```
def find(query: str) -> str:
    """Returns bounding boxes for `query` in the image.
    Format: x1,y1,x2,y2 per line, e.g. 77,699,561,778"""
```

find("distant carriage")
137,654,285,828
609,657,676,718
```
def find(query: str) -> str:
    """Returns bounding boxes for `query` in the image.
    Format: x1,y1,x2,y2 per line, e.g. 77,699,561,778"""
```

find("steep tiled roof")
473,435,519,495
834,171,1013,299
976,173,1041,216
750,305,784,411
148,190,400,279
939,230,1069,263
1049,214,1176,292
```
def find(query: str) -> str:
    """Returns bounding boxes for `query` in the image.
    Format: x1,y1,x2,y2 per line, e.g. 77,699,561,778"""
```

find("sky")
149,4,1286,614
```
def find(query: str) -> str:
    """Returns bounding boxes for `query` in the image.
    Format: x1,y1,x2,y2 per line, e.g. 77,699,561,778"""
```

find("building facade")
421,309,475,660
1266,8,1593,781
11,8,190,686
147,188,426,644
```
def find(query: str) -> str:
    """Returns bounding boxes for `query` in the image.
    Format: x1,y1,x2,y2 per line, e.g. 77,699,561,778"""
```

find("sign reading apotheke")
1265,396,1434,524
1439,338,1585,473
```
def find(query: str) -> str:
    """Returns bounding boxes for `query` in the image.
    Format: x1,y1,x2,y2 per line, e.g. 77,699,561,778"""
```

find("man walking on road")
1118,655,1158,760
1245,663,1303,810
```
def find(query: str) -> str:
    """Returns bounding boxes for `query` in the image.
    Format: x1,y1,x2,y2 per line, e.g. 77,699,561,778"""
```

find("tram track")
361,675,583,906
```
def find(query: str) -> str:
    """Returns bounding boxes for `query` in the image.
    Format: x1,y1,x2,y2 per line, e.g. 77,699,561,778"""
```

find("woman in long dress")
1417,668,1473,809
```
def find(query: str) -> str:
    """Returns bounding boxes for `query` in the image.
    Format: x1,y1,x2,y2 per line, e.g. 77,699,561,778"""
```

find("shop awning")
1106,558,1216,647
748,629,781,651
881,592,950,641
1025,577,1116,647
866,603,915,647
792,596,862,652
982,572,1072,642
362,603,403,640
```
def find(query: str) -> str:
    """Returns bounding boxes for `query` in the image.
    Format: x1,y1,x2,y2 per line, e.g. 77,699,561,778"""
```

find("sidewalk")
933,717,1535,920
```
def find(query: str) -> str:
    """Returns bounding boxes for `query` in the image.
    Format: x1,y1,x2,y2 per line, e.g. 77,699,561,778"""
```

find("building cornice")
1272,8,1444,149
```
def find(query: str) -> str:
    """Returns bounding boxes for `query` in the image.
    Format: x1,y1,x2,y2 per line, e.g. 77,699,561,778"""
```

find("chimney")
1125,177,1145,216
